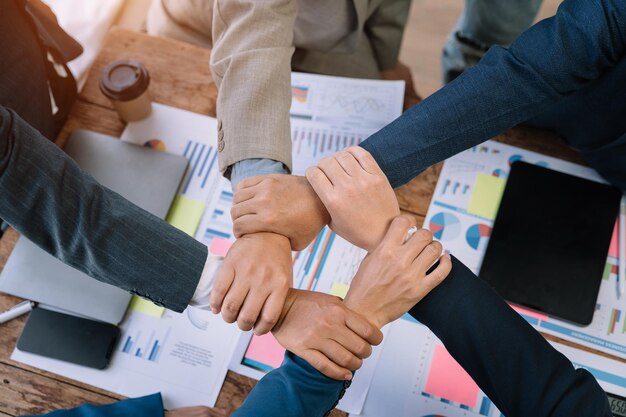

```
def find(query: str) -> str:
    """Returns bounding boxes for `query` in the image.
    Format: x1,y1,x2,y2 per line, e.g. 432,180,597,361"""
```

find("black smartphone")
17,307,120,369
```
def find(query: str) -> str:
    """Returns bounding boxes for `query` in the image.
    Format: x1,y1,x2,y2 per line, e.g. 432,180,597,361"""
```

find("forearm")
362,0,626,188
0,107,206,312
410,256,611,417
211,0,296,175
233,352,347,417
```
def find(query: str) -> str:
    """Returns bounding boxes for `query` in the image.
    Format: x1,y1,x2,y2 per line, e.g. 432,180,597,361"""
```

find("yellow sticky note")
330,282,350,299
467,173,506,220
129,296,165,317
166,195,206,236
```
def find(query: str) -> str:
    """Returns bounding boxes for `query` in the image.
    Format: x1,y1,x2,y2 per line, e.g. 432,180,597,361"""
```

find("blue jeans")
442,0,543,82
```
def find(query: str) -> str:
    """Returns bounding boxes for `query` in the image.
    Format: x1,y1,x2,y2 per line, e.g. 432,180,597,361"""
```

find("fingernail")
211,308,219,314
345,373,353,381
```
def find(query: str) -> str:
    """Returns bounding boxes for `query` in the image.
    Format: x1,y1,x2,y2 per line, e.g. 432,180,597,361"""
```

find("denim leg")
442,0,543,83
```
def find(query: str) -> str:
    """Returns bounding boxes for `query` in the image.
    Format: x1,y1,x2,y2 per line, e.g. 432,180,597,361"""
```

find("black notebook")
479,161,621,325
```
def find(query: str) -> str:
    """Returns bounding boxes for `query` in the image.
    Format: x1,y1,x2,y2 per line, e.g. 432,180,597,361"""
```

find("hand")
231,175,330,250
343,216,452,328
306,146,400,251
210,232,292,335
272,289,383,380
165,407,228,417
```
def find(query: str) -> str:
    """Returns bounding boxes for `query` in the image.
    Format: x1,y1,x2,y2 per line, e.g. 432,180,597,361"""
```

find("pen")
0,300,34,324
617,196,626,295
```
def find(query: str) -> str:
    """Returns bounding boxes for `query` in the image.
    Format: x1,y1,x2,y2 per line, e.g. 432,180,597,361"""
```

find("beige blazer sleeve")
211,0,297,175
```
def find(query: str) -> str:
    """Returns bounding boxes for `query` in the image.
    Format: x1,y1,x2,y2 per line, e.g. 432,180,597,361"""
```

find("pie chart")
429,212,461,240
144,139,166,152
466,223,492,250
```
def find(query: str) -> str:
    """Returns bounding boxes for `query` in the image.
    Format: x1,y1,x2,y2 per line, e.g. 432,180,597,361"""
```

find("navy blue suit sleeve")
410,256,611,417
0,107,206,312
361,0,626,187
233,258,610,417
22,393,164,417
232,352,347,417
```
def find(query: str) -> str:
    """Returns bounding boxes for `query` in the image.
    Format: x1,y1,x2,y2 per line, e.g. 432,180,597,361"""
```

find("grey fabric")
0,107,207,312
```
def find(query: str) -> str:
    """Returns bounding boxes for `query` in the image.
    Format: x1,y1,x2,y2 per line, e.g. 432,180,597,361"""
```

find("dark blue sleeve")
0,106,206,312
410,256,611,417
22,393,164,417
361,0,626,187
232,352,348,417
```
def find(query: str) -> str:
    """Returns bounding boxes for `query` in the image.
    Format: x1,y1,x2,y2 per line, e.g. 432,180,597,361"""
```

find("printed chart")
289,72,404,175
422,140,626,357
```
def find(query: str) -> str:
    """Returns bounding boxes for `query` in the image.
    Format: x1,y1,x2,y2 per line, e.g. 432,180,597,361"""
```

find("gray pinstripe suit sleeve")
0,106,207,312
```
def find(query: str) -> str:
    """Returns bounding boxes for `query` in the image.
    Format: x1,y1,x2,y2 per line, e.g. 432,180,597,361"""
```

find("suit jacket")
23,393,164,417
0,106,206,312
204,0,411,175
360,0,626,190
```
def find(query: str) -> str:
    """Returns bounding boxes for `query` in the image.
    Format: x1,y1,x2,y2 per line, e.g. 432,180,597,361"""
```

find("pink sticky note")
510,304,549,322
209,237,233,257
244,333,285,370
608,219,619,258
424,345,479,408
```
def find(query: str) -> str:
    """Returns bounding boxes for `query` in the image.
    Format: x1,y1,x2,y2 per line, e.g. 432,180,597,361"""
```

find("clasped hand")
212,147,451,380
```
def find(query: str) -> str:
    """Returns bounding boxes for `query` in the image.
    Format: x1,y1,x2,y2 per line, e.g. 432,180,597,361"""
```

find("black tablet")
479,161,621,325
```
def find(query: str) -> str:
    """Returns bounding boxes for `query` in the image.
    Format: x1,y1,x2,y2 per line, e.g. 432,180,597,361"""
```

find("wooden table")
0,27,623,416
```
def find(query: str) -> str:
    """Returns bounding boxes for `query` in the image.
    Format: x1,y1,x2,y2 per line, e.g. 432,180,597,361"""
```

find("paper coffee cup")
99,59,152,122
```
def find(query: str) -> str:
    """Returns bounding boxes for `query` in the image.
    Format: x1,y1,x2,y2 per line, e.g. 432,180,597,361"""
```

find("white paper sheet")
12,309,240,408
352,317,626,417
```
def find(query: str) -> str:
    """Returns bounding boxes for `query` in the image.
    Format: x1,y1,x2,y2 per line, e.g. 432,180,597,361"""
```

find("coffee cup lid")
99,59,150,101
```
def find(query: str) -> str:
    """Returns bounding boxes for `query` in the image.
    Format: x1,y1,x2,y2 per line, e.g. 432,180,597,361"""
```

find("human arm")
0,106,205,312
22,393,165,417
230,147,398,252
361,0,626,187
211,0,296,175
409,256,611,417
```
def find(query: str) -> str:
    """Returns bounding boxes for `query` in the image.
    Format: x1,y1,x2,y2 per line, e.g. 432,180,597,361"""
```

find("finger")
317,155,350,185
254,289,288,335
424,253,452,288
332,326,373,359
300,349,353,381
237,289,269,331
220,282,249,323
305,166,333,201
346,146,384,176
344,310,384,346
209,264,235,314
334,151,363,177
412,240,444,274
232,186,258,205
381,215,418,247
230,199,258,221
235,175,265,192
233,215,268,238
403,228,434,260
315,338,363,371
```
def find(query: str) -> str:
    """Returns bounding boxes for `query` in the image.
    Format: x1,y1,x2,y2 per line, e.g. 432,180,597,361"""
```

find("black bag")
0,0,82,140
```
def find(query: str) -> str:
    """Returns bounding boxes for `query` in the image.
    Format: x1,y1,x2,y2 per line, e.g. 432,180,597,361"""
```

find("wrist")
343,295,384,329
298,176,331,225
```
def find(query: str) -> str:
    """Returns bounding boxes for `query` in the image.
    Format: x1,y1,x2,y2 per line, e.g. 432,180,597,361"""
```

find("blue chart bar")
480,397,491,415
460,404,470,410
135,348,142,358
148,340,160,362
122,336,133,353
182,140,216,194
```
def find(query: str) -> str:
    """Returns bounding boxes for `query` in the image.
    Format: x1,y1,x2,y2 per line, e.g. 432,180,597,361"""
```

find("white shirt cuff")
188,252,223,310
